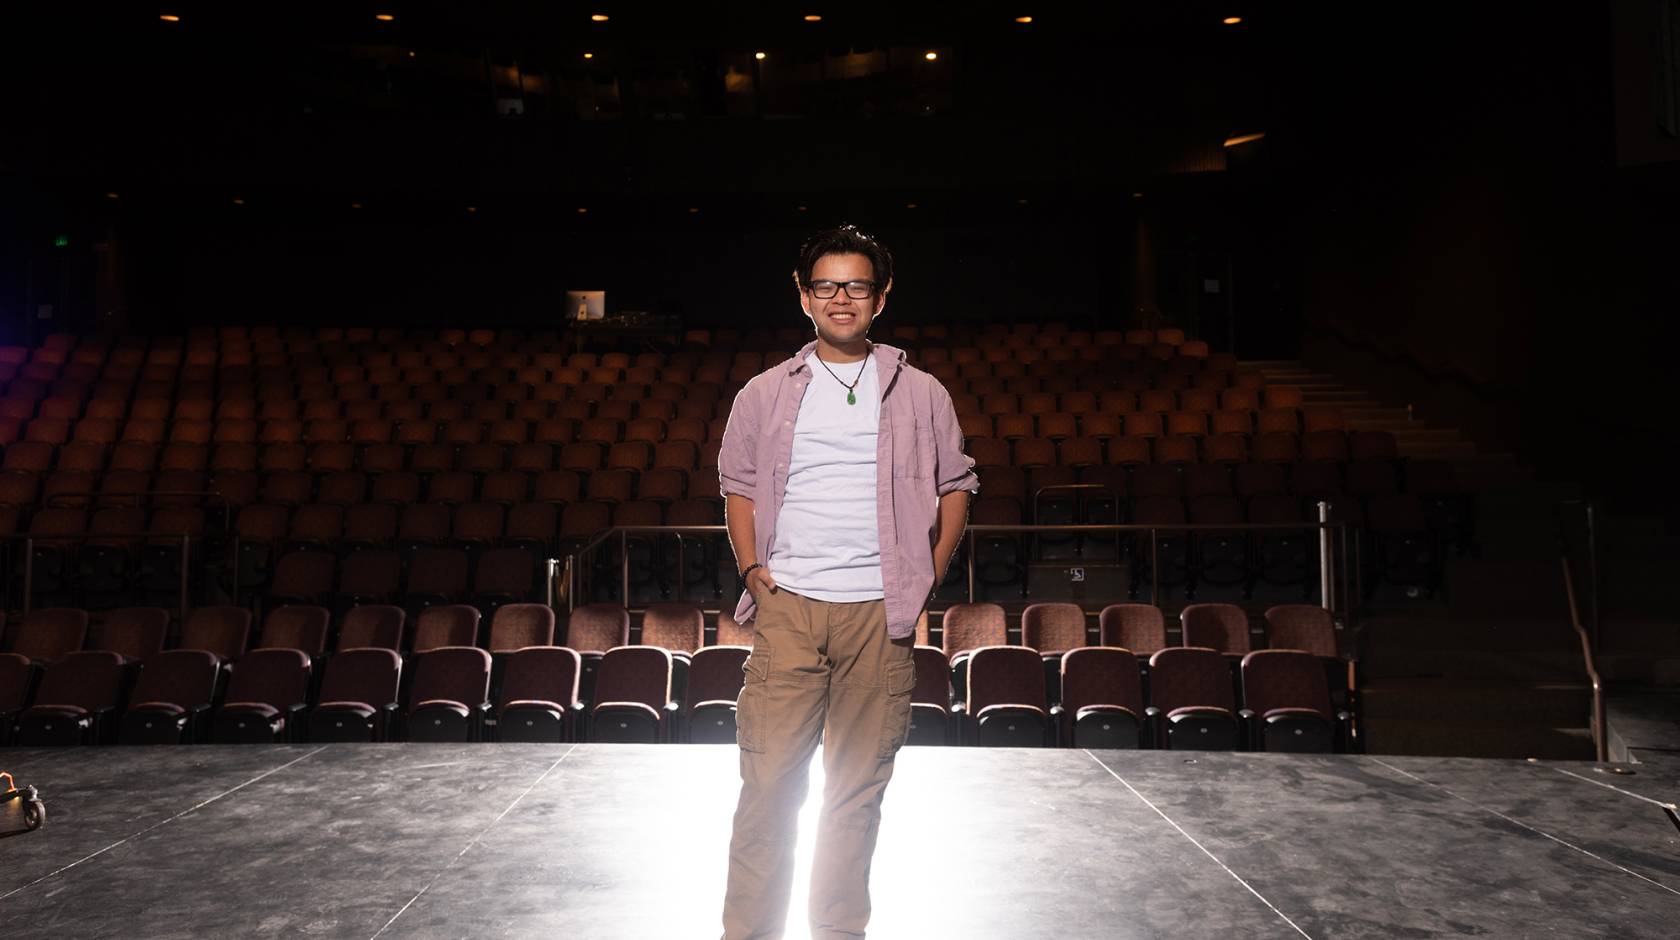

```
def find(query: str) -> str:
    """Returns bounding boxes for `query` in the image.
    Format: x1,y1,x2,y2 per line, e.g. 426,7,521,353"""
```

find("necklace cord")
814,348,869,391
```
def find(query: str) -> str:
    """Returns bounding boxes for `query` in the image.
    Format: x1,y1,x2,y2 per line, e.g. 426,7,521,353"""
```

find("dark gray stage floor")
3,744,1680,939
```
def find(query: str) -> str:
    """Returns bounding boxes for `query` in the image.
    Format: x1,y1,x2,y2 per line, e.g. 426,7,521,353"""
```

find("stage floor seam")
369,742,581,939
1368,756,1680,900
1085,749,1316,940
0,745,327,905
1548,763,1680,809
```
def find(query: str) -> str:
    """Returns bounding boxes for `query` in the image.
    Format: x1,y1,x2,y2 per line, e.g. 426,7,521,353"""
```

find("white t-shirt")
768,352,884,602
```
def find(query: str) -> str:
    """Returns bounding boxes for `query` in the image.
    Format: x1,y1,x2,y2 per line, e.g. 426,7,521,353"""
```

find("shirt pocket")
893,415,936,480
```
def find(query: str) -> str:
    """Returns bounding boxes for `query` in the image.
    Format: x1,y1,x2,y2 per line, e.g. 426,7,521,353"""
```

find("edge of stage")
4,744,1680,939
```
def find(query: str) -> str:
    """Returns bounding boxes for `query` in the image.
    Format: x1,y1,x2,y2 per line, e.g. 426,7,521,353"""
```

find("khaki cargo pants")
720,588,917,940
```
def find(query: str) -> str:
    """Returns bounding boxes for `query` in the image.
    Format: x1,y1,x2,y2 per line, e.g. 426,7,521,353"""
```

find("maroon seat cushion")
414,699,470,719
223,701,281,719
316,701,377,720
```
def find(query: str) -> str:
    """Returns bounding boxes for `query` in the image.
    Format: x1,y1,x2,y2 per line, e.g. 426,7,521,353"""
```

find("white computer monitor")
565,290,606,320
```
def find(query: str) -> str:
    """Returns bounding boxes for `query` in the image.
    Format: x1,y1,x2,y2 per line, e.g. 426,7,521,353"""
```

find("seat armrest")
284,702,309,742
189,702,214,743
662,700,681,742
91,705,119,744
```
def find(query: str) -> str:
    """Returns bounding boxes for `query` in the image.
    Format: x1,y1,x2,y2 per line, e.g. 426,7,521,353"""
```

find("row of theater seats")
0,365,1299,429
0,398,1368,454
1,599,1354,753
0,604,696,746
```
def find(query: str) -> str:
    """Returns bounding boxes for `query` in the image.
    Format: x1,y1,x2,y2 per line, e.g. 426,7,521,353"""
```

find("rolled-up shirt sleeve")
717,382,760,498
931,382,979,496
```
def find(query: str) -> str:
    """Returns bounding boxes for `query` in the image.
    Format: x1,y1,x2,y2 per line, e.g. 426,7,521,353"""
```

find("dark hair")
791,224,894,293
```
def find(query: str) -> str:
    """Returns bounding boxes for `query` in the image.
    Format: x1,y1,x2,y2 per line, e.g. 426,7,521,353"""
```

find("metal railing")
565,507,1353,623
2,531,198,617
1557,498,1607,762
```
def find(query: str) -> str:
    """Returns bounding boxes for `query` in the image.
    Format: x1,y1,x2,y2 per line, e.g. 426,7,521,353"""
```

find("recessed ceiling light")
105,192,119,199
1017,198,1028,205
466,206,477,213
797,206,808,211
925,51,938,60
583,52,594,59
590,13,609,22
407,50,416,58
1223,16,1243,25
351,202,363,209
159,14,180,22
232,198,245,205
577,207,588,213
755,51,767,60
1015,15,1033,24
1132,192,1143,198
906,203,918,209
1223,132,1266,147
375,13,394,22
804,14,822,22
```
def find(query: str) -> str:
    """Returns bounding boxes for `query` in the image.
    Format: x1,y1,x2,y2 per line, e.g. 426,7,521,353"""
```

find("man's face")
799,251,887,348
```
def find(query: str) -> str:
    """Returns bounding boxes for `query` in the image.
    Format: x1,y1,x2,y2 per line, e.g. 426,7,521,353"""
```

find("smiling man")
718,225,978,940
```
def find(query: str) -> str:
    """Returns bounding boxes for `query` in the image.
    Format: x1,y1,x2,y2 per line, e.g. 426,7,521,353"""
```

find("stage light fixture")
106,192,119,199
583,52,594,59
351,202,363,209
797,206,808,212
1015,15,1033,24
755,51,767,60
1223,132,1265,147
925,51,937,60
1132,192,1143,198
466,206,477,213
407,51,416,58
688,207,700,213
375,13,394,22
232,198,245,205
577,207,588,213
159,14,180,22
804,14,822,22
1223,16,1243,25
591,13,609,21
906,203,918,209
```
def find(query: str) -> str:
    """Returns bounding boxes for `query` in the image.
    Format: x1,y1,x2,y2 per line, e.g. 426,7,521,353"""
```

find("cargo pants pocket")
736,646,772,753
876,655,917,760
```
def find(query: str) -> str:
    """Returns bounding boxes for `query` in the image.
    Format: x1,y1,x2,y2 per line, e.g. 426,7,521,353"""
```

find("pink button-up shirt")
719,341,979,639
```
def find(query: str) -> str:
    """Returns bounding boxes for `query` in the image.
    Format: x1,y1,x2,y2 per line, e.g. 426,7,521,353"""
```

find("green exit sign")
53,235,69,247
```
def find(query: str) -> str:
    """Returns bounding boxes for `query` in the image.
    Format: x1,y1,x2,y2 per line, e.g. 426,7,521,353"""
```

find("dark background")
2,1,1678,516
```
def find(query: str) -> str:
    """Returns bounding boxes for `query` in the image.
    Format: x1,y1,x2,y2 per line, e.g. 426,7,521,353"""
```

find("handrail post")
1150,528,1159,606
179,534,190,619
563,555,575,612
966,530,976,603
22,536,33,616
1318,501,1334,612
1561,555,1609,763
677,534,687,602
1585,501,1600,655
569,549,579,612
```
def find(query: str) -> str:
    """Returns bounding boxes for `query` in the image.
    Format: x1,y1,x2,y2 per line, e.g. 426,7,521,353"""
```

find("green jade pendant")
847,390,856,405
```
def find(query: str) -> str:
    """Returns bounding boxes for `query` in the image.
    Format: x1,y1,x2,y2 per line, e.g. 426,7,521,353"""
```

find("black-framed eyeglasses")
807,279,876,299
